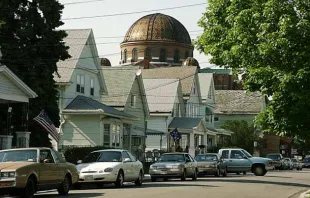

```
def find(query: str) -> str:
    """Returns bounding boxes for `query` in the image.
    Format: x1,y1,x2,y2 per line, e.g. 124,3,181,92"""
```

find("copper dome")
182,57,200,67
122,13,191,46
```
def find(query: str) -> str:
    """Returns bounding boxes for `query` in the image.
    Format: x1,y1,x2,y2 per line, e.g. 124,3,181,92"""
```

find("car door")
50,149,66,184
221,150,232,171
185,154,194,175
38,149,59,188
127,151,140,179
122,151,133,181
229,150,252,172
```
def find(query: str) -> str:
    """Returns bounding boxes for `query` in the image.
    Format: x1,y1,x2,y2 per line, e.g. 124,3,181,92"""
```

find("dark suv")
266,153,284,170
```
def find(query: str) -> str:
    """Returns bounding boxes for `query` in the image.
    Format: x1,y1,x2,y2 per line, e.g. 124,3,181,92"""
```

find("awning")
146,128,166,135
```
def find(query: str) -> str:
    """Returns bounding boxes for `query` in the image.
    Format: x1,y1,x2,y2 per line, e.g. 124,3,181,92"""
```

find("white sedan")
75,149,144,188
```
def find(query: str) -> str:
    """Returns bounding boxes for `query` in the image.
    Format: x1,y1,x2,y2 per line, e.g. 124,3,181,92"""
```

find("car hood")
0,162,36,171
76,162,121,172
152,162,185,166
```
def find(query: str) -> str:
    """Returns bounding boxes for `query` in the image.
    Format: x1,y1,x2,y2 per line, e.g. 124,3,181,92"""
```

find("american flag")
33,110,60,142
170,128,181,141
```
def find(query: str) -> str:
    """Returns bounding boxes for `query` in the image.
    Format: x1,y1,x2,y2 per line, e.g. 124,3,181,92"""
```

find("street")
35,170,310,198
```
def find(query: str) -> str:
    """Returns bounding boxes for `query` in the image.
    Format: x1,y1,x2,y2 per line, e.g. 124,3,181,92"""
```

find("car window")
188,155,195,162
51,150,66,163
266,154,281,160
185,154,191,162
127,151,137,162
230,150,245,159
221,150,229,159
40,150,55,163
195,154,217,162
83,151,122,163
159,154,185,162
122,151,131,161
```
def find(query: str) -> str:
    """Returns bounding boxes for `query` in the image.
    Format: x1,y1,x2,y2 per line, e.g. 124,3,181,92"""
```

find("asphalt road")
33,169,310,198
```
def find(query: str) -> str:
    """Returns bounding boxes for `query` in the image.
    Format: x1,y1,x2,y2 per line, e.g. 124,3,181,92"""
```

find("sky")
58,0,215,68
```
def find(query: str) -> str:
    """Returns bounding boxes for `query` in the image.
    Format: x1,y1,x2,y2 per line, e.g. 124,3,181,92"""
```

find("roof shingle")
169,117,202,129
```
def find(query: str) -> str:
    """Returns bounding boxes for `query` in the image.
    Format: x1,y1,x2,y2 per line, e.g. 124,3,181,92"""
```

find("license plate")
0,182,14,187
85,175,93,181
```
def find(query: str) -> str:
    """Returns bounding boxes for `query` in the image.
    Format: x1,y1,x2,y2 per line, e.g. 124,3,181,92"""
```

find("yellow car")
0,147,79,198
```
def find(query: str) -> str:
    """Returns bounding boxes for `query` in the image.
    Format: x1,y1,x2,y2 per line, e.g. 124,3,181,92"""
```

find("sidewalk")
299,190,310,198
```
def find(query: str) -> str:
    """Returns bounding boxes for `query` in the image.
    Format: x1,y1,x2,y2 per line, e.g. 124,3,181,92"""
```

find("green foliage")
0,0,70,146
197,0,310,137
63,146,111,164
221,120,260,154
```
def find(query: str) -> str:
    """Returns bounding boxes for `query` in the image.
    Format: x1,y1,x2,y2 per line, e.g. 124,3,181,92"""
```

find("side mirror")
243,156,248,159
77,160,82,164
123,158,131,163
43,159,50,163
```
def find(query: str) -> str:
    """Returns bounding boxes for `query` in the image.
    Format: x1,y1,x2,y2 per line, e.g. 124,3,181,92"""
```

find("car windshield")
83,151,122,163
0,150,37,162
195,154,217,162
284,158,290,161
266,154,281,160
241,149,252,158
302,158,310,163
159,154,185,162
291,158,297,162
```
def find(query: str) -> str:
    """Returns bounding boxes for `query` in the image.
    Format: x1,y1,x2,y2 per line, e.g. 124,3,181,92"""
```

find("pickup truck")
218,148,273,176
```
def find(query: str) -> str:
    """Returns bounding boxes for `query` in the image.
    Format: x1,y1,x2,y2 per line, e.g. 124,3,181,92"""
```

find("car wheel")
21,177,35,198
181,169,186,181
58,175,71,195
192,169,198,180
215,168,220,177
151,176,157,182
135,171,143,186
115,171,124,188
222,167,227,177
253,165,267,176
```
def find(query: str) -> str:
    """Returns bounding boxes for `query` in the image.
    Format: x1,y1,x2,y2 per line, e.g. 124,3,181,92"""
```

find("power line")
62,0,107,5
62,3,208,20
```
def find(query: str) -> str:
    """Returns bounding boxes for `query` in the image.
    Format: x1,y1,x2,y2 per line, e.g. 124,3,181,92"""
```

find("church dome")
182,57,200,67
122,13,191,46
100,58,111,66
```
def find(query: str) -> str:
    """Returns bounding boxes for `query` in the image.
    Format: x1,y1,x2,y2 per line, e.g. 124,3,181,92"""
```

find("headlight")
104,168,113,172
167,165,180,169
1,172,15,178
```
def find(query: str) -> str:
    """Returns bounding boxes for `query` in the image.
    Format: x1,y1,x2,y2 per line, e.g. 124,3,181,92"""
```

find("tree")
196,0,310,138
0,0,70,146
222,120,260,154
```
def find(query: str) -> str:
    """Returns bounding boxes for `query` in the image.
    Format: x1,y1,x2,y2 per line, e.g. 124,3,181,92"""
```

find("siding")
146,116,170,151
61,115,101,146
0,73,29,102
187,77,200,118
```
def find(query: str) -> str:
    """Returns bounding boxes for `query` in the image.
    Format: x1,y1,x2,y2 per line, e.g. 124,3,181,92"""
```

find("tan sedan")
0,147,79,198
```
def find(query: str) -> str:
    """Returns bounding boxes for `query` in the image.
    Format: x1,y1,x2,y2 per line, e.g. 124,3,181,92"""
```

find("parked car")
302,157,310,168
291,158,302,170
266,153,284,170
0,147,79,198
218,148,273,176
195,153,227,177
149,152,198,182
283,158,294,170
75,149,143,188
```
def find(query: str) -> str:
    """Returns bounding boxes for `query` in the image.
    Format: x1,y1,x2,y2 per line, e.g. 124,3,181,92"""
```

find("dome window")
145,48,152,61
124,49,127,63
132,48,138,62
174,49,180,63
160,48,167,62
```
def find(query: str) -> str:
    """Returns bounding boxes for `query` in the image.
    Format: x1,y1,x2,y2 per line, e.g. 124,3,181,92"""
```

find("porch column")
189,133,195,157
203,134,208,153
0,135,13,150
214,135,218,146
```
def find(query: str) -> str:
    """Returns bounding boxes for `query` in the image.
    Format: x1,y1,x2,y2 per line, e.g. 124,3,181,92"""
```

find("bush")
63,146,110,164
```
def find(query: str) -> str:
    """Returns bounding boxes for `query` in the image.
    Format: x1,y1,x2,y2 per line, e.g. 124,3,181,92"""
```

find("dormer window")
90,78,94,96
76,74,85,94
192,82,196,94
131,94,136,107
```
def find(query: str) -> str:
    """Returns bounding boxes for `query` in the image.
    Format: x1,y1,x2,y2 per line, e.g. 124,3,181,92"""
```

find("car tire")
181,169,186,181
253,165,267,176
192,169,198,181
215,168,220,177
21,177,35,198
151,176,157,182
115,171,124,188
58,175,71,195
222,168,227,177
135,171,143,186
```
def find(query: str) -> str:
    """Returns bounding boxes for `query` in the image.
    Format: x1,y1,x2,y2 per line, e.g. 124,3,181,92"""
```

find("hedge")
63,146,111,164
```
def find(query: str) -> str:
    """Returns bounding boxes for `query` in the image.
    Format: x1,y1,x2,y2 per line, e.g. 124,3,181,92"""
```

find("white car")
75,149,144,188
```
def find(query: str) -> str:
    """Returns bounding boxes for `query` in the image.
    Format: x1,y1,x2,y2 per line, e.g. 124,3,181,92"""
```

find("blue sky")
58,0,214,68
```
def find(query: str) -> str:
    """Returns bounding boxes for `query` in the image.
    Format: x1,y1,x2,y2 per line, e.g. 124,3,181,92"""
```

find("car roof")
0,147,50,152
219,148,242,150
92,149,128,153
267,153,281,155
162,152,187,155
197,153,218,155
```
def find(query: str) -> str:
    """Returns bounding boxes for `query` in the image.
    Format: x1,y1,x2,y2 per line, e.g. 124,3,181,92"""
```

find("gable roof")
143,78,179,113
215,90,264,114
198,73,214,101
101,66,140,107
0,66,37,99
142,66,197,96
63,95,137,119
169,117,202,129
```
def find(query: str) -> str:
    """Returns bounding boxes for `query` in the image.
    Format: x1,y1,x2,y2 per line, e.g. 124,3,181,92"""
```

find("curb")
299,190,310,198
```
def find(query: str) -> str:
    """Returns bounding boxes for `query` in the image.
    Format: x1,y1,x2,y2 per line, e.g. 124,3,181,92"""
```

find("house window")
103,124,110,147
145,48,152,60
174,49,180,63
214,116,219,122
131,94,136,107
112,124,121,147
205,107,212,122
90,78,94,96
76,74,85,93
124,49,127,63
208,86,212,99
185,50,189,59
159,48,166,62
192,82,196,94
132,48,138,62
